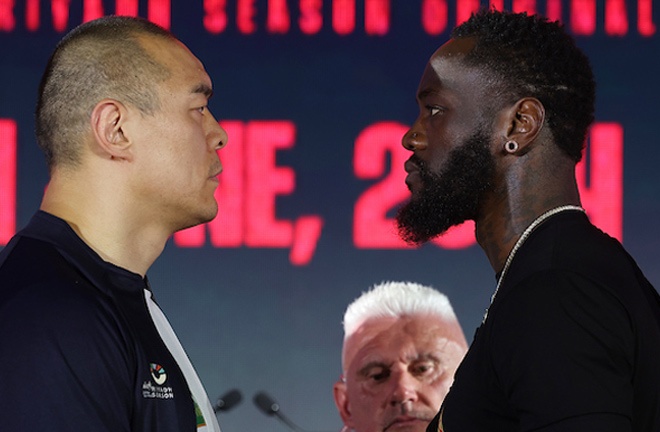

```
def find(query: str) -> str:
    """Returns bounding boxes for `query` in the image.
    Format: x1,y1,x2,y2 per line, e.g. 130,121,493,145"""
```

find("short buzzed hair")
35,16,175,170
342,281,459,340
452,9,596,162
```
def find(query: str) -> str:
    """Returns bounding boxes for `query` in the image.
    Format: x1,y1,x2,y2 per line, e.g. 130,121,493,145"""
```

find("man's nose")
389,371,419,406
402,127,427,151
207,111,228,151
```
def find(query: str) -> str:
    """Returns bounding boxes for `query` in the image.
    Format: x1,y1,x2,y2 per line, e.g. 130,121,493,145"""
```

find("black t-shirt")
0,211,198,431
428,211,660,432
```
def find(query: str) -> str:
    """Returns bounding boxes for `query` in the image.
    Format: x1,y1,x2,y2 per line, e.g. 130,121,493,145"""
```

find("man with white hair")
333,281,468,432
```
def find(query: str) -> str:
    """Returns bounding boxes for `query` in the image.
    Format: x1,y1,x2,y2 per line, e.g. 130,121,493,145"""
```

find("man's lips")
209,163,223,180
404,158,421,190
384,415,431,431
404,158,419,174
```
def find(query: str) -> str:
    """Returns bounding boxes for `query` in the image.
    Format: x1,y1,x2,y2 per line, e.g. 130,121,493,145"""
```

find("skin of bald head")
334,282,468,432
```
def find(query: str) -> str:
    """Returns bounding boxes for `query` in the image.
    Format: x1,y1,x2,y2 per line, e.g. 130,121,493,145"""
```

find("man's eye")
428,106,442,116
197,106,207,114
368,369,390,382
411,361,437,377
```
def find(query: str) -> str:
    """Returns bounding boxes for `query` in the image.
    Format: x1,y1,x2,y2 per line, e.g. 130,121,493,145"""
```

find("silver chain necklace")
482,205,585,323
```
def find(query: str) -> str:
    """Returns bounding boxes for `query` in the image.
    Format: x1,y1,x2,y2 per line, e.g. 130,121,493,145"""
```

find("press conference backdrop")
1,1,658,431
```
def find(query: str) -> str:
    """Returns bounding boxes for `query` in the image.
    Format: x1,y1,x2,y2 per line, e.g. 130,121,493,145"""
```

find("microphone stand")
253,391,311,432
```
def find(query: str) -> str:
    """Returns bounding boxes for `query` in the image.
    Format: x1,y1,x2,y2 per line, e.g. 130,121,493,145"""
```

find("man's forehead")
356,337,447,364
141,35,213,95
434,37,477,59
140,35,207,74
417,38,486,101
428,39,475,75
344,315,457,370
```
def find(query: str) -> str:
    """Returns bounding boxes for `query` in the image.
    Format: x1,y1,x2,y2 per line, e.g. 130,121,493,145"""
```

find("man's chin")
174,206,218,233
384,417,432,432
404,172,424,195
396,199,476,246
396,210,447,246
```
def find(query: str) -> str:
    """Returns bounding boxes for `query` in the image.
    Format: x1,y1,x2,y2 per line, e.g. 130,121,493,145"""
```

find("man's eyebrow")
192,83,213,99
409,352,441,363
417,87,439,101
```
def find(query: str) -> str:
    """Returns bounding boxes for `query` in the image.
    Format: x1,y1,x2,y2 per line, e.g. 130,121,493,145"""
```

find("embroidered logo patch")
143,363,174,399
150,363,167,385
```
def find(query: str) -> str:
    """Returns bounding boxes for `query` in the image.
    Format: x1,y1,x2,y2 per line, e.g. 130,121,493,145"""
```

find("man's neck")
475,172,581,274
40,177,168,277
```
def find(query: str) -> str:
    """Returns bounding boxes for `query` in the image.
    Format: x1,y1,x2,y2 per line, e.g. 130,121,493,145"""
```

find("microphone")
253,391,308,432
213,389,243,413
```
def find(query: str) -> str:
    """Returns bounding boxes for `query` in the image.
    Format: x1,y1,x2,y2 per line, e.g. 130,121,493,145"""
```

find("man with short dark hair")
0,16,227,431
397,9,660,432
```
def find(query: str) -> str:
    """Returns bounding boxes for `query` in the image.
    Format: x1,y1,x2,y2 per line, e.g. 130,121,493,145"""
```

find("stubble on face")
396,129,495,245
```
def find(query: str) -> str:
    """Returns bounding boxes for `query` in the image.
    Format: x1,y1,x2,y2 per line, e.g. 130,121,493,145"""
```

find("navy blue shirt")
0,211,197,431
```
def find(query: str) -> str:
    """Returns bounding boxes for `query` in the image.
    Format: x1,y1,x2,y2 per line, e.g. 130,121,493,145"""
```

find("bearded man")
397,9,660,432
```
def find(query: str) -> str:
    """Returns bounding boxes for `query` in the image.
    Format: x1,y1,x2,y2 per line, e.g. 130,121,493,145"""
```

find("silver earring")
504,140,519,153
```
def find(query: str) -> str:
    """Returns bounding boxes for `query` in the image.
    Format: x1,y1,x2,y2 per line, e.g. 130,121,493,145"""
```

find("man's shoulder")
527,212,641,283
0,234,118,334
1,234,89,296
0,234,138,431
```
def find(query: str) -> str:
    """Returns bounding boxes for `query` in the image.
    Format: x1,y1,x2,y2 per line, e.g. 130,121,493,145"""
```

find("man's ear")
333,379,354,429
90,99,133,161
499,97,545,154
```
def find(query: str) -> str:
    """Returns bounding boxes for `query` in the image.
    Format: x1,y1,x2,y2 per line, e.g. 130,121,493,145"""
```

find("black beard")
396,130,495,245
